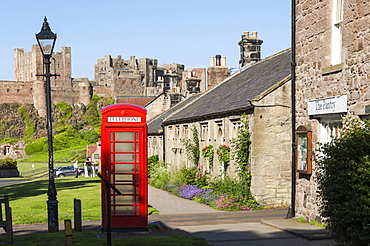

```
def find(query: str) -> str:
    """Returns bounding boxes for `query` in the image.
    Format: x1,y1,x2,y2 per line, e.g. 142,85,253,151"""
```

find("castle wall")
0,81,34,104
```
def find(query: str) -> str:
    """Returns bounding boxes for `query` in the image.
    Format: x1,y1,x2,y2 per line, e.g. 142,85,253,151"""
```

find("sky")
0,0,291,81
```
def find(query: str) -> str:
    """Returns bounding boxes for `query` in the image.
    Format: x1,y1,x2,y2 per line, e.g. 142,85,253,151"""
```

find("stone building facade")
294,0,370,221
148,48,292,206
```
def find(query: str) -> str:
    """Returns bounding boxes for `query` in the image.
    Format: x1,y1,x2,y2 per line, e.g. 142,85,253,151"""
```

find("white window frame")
331,0,344,65
319,117,342,144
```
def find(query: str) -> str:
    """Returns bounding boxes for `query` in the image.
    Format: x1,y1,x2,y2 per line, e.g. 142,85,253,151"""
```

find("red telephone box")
100,104,148,231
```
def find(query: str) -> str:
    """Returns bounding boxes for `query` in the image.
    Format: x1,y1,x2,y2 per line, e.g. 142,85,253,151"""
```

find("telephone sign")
100,104,148,231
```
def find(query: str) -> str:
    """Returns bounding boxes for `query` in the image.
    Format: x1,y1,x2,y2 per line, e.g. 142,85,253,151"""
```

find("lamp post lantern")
36,16,59,233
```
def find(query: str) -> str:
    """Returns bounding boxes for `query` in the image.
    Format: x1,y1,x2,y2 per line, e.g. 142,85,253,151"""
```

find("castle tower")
75,78,92,105
207,54,228,89
14,45,72,87
33,80,46,117
238,31,263,68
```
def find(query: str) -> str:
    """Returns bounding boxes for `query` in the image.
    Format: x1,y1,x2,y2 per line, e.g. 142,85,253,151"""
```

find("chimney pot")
221,57,226,67
252,32,258,38
210,57,215,67
244,31,249,37
215,55,221,66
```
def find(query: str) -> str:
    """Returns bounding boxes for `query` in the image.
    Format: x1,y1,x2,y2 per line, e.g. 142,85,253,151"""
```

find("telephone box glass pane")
115,174,133,181
116,206,134,215
116,184,134,194
115,143,134,152
115,132,134,141
115,153,134,162
115,196,135,204
115,164,134,172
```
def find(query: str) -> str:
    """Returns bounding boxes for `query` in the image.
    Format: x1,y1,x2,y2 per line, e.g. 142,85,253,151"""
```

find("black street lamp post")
36,17,59,232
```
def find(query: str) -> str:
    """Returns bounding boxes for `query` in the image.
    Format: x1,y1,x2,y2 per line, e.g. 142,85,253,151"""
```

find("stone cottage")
294,0,370,221
148,48,292,207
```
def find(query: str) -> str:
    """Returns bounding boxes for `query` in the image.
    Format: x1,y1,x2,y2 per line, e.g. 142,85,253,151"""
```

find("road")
0,179,30,188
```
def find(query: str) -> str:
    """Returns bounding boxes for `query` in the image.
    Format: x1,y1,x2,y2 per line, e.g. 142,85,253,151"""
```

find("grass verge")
295,217,327,228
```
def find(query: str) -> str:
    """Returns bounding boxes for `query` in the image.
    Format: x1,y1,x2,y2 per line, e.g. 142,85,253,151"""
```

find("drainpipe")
287,0,297,219
161,124,166,163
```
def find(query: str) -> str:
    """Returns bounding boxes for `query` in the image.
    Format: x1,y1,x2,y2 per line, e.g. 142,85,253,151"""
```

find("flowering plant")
214,195,257,211
216,145,230,163
202,145,214,163
177,184,215,203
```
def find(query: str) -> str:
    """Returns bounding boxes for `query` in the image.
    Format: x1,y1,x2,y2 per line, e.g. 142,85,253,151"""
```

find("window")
331,0,344,65
296,125,313,174
182,125,189,139
319,120,342,144
200,122,209,141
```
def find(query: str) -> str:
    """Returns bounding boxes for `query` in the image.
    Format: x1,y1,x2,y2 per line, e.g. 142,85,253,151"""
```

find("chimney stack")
238,31,263,68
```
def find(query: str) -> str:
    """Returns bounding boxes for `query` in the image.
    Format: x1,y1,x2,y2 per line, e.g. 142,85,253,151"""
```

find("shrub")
80,130,100,144
53,126,88,151
148,155,159,178
179,166,197,185
55,101,73,120
149,166,170,190
209,176,253,201
24,137,48,154
0,158,17,169
317,117,370,245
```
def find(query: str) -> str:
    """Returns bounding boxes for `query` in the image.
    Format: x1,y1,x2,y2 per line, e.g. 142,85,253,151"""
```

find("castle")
1,31,262,119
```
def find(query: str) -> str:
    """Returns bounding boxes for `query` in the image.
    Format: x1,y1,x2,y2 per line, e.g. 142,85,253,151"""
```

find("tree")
317,117,370,245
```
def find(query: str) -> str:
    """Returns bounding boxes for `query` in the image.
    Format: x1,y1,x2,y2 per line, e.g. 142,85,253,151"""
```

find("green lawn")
1,176,102,224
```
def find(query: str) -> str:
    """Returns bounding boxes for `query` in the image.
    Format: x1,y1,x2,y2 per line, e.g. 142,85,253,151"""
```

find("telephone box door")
100,104,147,230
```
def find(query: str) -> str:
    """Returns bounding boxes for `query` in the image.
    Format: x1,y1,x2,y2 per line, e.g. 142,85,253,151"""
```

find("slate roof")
163,49,291,125
116,96,156,107
147,94,202,135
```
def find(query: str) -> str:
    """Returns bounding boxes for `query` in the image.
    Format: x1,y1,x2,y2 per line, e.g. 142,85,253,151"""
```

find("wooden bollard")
64,219,73,245
74,198,82,232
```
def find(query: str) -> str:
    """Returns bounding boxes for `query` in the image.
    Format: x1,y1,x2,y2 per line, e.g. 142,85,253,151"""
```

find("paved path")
0,179,30,188
149,186,336,246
